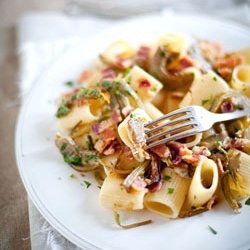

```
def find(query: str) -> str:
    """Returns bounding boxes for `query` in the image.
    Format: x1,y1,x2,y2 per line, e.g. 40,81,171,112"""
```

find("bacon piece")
122,146,134,160
150,144,171,159
213,53,243,81
182,154,200,164
94,128,116,153
131,177,147,191
149,154,162,184
221,101,234,113
79,69,92,82
170,91,185,99
216,158,224,175
179,57,193,68
91,108,122,134
103,139,121,155
139,79,151,88
147,179,163,192
102,67,116,79
169,142,200,165
230,138,246,150
136,46,150,70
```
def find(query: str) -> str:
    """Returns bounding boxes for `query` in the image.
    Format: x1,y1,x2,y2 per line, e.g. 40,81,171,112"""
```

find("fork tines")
144,107,199,149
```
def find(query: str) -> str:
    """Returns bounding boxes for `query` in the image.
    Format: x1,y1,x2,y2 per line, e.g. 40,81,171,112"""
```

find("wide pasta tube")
144,168,191,218
99,173,148,210
187,158,218,208
58,105,98,130
231,65,250,97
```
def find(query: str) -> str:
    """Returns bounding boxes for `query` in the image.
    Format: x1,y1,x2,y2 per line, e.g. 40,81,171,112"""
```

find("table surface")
0,1,63,249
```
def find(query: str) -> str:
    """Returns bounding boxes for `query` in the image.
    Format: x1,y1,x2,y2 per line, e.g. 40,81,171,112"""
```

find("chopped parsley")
69,173,75,179
60,143,67,152
201,94,214,106
164,175,171,181
100,115,110,121
213,76,217,82
151,86,157,92
208,225,217,235
245,197,250,205
123,68,131,77
86,140,92,150
64,154,82,166
65,81,73,87
160,51,165,58
125,90,132,96
101,80,112,90
83,180,91,188
216,141,223,147
81,87,89,95
84,154,99,163
71,93,79,100
56,99,70,118
218,148,228,155
168,188,174,194
115,90,120,96
130,113,136,118
89,89,100,98
127,76,132,84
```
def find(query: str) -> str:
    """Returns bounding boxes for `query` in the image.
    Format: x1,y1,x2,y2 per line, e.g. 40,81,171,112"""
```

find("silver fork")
144,105,250,149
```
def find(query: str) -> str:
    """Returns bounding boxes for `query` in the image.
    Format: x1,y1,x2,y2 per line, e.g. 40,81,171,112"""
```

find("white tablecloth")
17,6,250,250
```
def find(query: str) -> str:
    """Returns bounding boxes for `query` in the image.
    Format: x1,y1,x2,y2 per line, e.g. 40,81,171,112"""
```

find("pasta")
100,173,148,210
144,168,190,218
231,65,250,97
54,33,250,227
187,158,218,208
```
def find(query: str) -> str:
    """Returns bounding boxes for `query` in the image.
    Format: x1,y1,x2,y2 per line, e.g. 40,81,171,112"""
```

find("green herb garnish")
245,197,250,205
81,87,89,95
123,68,131,77
213,76,217,82
100,116,110,121
86,140,92,150
65,81,73,87
201,94,214,106
89,89,100,98
208,225,217,235
71,93,79,100
164,175,171,181
84,180,91,188
56,104,70,118
115,90,120,96
60,143,67,152
69,173,75,178
63,154,82,166
84,154,99,163
168,188,174,194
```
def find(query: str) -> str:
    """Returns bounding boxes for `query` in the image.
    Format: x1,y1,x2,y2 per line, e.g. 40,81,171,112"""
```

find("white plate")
16,13,250,250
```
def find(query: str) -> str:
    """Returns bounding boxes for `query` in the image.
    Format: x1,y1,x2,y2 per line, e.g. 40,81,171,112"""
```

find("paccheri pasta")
55,33,250,225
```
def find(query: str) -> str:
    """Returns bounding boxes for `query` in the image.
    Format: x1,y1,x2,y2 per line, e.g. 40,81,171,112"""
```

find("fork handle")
213,109,250,123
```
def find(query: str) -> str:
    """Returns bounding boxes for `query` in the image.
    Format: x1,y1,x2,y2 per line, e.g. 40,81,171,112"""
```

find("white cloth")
17,5,250,250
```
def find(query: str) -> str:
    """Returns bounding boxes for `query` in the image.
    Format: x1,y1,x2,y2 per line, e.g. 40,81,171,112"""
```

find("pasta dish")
54,33,250,227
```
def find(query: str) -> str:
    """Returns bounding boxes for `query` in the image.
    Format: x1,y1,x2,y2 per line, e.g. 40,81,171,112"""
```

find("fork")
144,105,250,149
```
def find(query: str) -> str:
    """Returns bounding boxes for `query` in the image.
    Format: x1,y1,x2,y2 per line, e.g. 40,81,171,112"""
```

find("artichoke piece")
150,46,194,90
210,90,250,112
101,79,143,114
221,148,250,212
55,133,101,172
